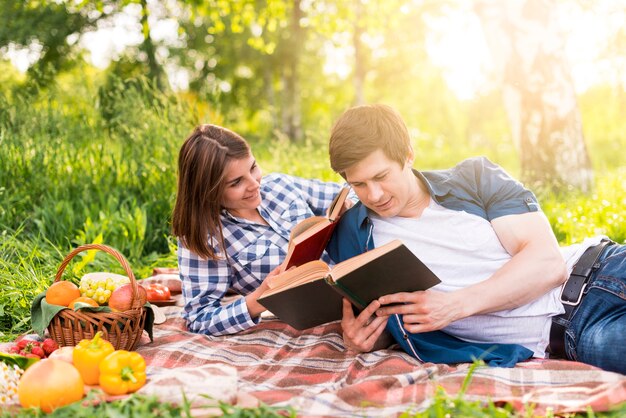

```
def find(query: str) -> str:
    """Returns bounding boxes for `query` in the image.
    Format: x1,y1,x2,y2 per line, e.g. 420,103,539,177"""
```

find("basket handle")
55,244,143,309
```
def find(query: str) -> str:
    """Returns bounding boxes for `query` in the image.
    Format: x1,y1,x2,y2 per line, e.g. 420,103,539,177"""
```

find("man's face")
344,149,417,218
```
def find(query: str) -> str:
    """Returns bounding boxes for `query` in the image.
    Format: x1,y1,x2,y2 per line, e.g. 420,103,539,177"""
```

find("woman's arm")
289,176,345,216
178,244,262,336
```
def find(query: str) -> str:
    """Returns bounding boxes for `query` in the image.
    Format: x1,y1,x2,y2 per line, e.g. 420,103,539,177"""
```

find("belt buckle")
560,282,587,306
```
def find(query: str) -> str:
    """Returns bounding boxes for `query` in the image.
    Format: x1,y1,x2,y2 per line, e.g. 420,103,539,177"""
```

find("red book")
280,187,350,272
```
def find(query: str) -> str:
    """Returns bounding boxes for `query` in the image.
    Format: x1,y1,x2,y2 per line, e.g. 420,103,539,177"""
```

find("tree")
475,0,593,192
175,1,306,140
278,0,304,141
0,0,91,88
138,0,164,89
0,0,163,90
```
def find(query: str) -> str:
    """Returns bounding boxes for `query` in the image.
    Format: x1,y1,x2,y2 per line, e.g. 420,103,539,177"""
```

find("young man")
326,104,626,374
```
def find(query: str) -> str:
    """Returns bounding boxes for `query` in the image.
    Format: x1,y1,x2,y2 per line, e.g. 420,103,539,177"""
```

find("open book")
259,239,441,330
280,186,351,272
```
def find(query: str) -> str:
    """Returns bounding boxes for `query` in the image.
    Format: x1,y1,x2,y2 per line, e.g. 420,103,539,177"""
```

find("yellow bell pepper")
99,350,146,396
72,331,115,385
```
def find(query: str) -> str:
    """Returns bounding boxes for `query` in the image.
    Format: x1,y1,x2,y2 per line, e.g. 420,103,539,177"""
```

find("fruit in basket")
68,296,99,309
73,331,115,385
108,283,147,312
18,359,84,413
79,273,130,305
45,282,81,307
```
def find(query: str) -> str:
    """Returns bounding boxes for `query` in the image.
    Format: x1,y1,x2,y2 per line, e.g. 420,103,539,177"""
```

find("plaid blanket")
137,306,626,417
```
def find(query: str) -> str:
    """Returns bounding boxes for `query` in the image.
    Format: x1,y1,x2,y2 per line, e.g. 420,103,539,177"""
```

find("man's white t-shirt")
370,198,604,357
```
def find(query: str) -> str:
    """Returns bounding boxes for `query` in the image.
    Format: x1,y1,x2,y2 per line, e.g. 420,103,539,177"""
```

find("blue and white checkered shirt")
178,173,344,335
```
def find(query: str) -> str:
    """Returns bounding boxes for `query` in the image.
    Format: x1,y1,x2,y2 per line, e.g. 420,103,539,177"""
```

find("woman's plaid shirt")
178,173,344,335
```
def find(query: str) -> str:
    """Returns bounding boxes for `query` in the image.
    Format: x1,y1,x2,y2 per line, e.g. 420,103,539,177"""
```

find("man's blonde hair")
329,104,411,177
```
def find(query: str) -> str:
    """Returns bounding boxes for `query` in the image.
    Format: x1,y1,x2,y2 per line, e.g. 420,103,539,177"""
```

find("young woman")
172,124,345,335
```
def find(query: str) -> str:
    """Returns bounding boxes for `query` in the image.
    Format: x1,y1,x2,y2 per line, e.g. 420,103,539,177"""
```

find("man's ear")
406,147,414,167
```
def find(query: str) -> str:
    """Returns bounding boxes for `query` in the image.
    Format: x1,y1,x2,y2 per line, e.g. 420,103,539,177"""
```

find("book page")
289,216,326,244
264,260,331,296
326,187,350,221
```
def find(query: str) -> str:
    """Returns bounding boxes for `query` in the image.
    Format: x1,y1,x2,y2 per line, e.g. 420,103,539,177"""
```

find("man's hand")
375,289,463,333
341,299,389,353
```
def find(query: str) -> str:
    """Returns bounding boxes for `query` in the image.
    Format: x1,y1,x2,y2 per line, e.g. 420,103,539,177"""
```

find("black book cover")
258,240,441,330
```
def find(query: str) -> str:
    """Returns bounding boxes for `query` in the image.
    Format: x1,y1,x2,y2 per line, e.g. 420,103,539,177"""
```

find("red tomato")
144,284,171,301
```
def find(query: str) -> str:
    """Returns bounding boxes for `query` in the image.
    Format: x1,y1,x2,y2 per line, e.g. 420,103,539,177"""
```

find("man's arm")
376,211,568,333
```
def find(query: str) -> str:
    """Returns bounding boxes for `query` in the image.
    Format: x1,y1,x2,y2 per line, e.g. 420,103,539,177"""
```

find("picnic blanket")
136,305,626,417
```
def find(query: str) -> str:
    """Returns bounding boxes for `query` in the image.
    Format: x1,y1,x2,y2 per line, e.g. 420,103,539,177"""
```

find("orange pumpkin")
18,359,84,412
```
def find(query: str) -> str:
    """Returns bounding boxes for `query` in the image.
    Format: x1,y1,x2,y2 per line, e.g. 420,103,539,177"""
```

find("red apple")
108,283,147,312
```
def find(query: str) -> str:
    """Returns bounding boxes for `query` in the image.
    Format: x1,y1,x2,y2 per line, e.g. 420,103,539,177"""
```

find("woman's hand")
341,299,390,353
338,197,355,216
245,264,284,318
325,192,355,218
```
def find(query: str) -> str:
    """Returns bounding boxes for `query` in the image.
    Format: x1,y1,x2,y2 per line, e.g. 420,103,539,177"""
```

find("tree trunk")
352,0,366,106
264,64,278,133
281,0,303,142
475,0,593,193
140,0,163,90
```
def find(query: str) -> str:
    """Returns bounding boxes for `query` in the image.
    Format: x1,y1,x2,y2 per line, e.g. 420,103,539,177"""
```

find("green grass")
1,78,625,416
0,391,296,417
2,362,624,417
541,169,626,245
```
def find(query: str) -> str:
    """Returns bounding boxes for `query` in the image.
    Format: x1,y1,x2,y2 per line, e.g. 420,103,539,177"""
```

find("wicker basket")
47,244,147,350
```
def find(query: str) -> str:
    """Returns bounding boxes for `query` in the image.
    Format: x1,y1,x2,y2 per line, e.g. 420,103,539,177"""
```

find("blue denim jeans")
565,243,626,374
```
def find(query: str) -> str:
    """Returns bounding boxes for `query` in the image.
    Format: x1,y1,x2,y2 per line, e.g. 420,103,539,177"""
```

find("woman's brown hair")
171,124,250,260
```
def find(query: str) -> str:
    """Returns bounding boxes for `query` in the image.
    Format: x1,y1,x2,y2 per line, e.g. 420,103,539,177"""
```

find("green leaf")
0,352,40,370
71,234,104,276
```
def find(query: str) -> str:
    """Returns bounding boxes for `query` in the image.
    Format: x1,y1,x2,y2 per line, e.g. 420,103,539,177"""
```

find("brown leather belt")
547,239,613,359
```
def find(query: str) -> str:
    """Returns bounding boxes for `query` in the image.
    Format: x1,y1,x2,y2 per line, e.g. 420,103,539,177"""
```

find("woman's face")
221,154,263,216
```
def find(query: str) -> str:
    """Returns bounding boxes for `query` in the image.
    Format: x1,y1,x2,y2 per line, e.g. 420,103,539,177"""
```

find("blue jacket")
326,157,536,367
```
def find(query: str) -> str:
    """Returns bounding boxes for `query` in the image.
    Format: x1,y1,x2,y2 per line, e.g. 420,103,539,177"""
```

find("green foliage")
579,85,626,171
540,169,626,245
0,0,93,88
401,361,517,418
0,229,57,338
399,361,626,418
0,74,191,257
0,391,295,417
